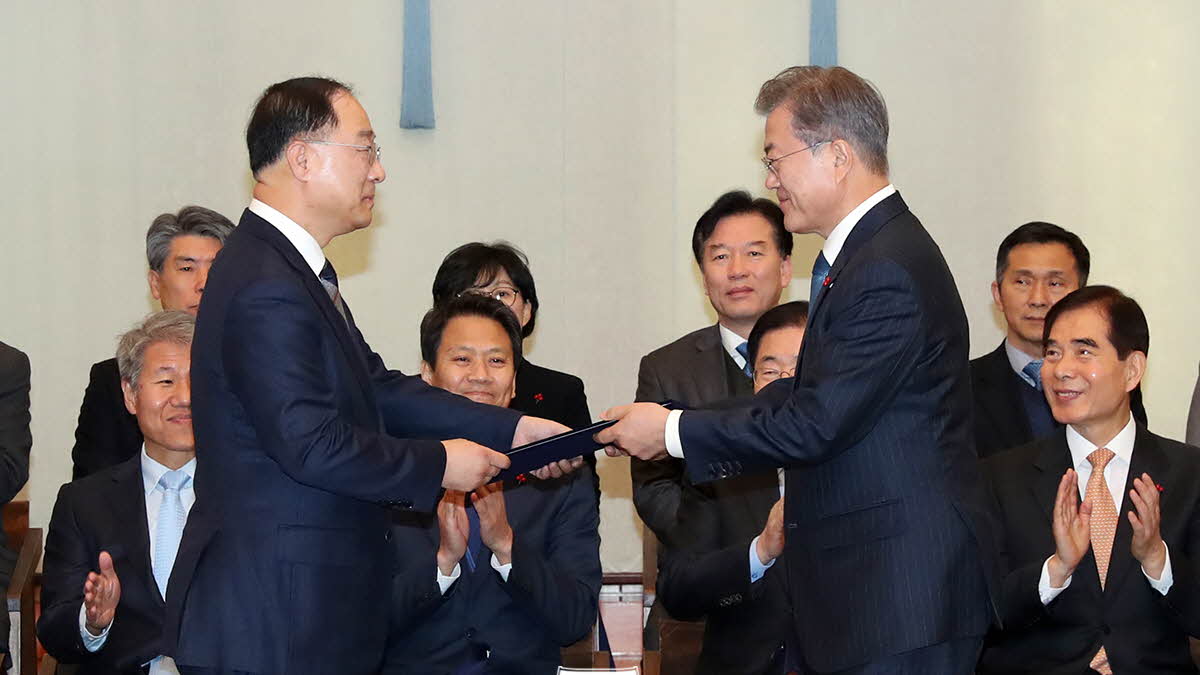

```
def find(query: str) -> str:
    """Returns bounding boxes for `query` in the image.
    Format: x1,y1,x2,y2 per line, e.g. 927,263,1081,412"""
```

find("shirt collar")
1066,413,1137,470
248,199,326,277
717,323,748,369
821,184,897,265
1004,338,1039,377
141,445,198,497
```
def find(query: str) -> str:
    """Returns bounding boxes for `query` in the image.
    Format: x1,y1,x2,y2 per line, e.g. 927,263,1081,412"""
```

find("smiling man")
71,206,233,479
385,294,600,674
601,66,994,673
980,286,1200,674
973,223,1146,458
40,311,198,674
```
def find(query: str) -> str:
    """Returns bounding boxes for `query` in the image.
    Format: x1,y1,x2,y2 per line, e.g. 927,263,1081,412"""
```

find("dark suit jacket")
972,342,1148,458
0,340,30,659
980,425,1200,674
384,468,601,674
631,324,749,548
657,470,787,675
510,360,598,500
71,358,142,480
38,456,167,674
164,209,522,674
676,193,994,672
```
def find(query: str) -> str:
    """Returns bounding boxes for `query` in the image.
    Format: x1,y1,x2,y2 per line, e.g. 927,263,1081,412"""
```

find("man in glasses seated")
384,294,601,674
657,300,807,675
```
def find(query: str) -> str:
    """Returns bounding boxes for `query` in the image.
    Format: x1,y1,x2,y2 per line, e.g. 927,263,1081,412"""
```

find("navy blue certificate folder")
497,401,684,481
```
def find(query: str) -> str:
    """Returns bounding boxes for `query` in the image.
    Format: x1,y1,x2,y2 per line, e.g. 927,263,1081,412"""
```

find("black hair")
692,190,792,267
419,294,524,369
1043,285,1148,360
246,76,352,176
746,301,810,366
431,242,540,338
995,221,1090,285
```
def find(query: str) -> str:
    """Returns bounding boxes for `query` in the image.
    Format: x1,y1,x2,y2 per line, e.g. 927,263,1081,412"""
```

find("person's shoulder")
520,361,584,391
0,341,29,376
970,343,1008,379
60,455,138,501
982,436,1045,479
1147,429,1200,464
641,325,719,366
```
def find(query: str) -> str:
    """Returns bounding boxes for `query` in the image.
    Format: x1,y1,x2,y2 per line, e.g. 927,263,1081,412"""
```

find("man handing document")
598,66,995,673
164,77,570,675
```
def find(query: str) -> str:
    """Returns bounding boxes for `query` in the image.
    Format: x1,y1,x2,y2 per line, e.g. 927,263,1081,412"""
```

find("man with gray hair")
600,66,995,672
70,206,233,479
40,311,197,674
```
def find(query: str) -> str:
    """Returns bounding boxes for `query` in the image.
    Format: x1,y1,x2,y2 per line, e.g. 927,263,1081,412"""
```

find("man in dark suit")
40,311,197,674
384,295,601,674
658,301,807,675
980,286,1200,674
70,206,234,479
601,66,994,673
0,340,32,671
631,189,792,550
972,222,1146,458
163,77,570,675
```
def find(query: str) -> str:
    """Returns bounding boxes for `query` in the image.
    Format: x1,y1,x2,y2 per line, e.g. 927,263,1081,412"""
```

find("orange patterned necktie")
1086,447,1117,674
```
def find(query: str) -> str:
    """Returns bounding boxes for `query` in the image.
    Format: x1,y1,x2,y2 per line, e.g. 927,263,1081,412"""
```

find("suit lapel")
978,343,1034,449
108,458,161,605
239,211,375,403
1102,425,1169,605
691,325,730,403
1031,430,1072,524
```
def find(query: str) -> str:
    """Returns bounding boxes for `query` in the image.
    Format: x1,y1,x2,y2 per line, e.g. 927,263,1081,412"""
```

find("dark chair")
3,501,42,675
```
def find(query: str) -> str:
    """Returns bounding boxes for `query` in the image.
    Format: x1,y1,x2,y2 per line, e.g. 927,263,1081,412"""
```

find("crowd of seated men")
10,183,1200,674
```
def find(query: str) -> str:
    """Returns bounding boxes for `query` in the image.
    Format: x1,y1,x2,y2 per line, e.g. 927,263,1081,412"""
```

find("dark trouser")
796,636,984,675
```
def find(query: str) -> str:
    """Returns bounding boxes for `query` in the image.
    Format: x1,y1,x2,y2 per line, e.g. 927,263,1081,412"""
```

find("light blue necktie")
153,469,190,598
1022,360,1044,391
735,341,753,378
810,252,831,302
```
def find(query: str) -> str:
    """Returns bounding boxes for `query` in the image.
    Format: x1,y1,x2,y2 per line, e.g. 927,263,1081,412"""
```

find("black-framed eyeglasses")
460,286,521,307
761,140,829,174
300,139,382,165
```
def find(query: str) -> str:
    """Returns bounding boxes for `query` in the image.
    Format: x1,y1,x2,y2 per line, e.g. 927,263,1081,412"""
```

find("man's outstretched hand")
595,402,670,461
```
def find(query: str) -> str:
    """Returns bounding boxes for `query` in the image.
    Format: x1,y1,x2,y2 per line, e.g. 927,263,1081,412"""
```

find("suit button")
465,628,475,639
384,530,392,542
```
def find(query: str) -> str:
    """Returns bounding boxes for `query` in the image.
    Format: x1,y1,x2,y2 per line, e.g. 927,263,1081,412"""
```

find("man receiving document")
598,66,995,673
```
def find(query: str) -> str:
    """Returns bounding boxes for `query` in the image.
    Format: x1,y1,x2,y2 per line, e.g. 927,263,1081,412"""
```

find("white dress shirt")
436,550,513,594
1038,415,1173,603
718,323,749,372
80,448,197,674
1004,338,1039,383
665,184,897,458
248,199,326,276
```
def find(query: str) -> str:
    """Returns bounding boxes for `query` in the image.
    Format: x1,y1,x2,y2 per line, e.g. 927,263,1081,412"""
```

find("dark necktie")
735,341,753,378
464,502,484,573
810,252,831,302
318,261,348,324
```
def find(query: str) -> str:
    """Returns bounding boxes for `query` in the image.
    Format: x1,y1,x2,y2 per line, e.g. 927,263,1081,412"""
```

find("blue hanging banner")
400,0,435,129
810,0,838,67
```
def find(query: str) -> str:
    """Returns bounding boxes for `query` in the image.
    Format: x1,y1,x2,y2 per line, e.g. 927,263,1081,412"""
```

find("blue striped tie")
810,252,831,302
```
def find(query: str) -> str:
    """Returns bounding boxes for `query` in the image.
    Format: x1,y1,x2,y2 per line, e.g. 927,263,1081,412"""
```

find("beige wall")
1,1,1196,573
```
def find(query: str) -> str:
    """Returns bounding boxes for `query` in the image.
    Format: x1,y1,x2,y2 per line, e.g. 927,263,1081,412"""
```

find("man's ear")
991,280,1003,309
148,269,163,301
284,140,311,181
420,361,434,386
121,379,138,416
830,139,851,168
779,255,793,287
1124,351,1147,393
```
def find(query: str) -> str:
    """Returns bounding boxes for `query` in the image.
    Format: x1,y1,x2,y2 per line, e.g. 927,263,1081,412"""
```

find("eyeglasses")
761,140,829,175
754,367,796,384
460,286,522,307
300,139,382,165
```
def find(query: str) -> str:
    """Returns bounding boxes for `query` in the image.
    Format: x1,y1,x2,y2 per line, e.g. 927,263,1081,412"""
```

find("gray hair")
145,206,235,272
116,311,195,389
755,66,890,176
